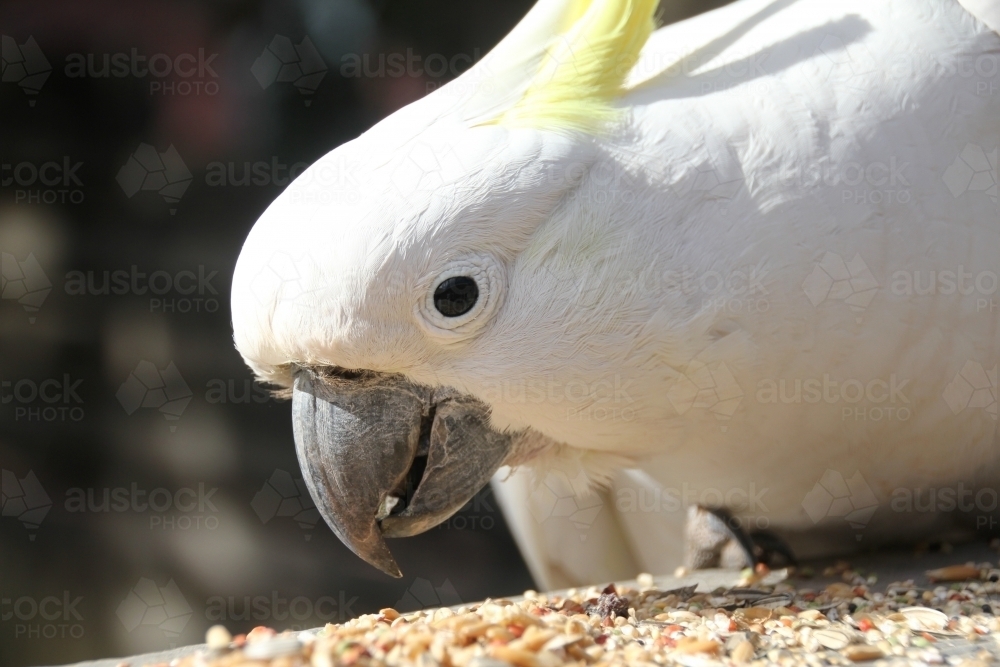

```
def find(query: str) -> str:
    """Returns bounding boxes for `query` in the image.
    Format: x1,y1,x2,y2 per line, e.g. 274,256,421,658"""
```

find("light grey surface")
55,645,208,667
51,540,1000,667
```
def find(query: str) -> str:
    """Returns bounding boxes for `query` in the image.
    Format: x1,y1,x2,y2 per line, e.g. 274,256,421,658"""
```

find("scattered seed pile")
134,562,1000,667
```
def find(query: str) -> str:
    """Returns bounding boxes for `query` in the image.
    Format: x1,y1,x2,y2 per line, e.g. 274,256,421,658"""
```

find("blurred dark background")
0,0,726,664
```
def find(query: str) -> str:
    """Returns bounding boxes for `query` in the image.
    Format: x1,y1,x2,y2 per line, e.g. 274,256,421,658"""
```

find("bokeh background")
0,0,727,664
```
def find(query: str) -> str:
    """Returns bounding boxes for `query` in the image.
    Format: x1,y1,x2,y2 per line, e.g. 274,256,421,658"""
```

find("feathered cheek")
413,253,505,343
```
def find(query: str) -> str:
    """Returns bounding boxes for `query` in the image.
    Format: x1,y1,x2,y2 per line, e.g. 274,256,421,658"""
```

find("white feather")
233,0,1000,588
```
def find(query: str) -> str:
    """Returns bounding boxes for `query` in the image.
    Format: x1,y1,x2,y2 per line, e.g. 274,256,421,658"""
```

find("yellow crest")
474,0,659,133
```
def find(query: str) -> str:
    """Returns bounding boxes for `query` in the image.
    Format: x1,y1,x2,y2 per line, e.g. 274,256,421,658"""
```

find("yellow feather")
485,0,659,133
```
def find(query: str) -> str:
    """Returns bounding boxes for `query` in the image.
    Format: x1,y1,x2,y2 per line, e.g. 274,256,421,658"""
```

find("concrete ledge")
51,540,1000,667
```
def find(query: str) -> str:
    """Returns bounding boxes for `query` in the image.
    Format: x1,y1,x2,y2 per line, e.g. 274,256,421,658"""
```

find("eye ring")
415,254,504,342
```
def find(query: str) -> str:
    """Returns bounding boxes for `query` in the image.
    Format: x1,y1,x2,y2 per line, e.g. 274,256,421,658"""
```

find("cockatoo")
232,0,1000,589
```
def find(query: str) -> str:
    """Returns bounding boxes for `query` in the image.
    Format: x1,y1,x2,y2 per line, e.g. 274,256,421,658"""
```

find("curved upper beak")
292,369,515,577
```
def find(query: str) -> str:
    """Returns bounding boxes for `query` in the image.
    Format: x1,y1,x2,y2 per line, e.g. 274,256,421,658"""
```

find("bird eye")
416,254,503,341
433,276,478,317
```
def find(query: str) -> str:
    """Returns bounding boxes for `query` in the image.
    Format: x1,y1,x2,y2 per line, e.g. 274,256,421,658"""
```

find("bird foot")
684,505,796,570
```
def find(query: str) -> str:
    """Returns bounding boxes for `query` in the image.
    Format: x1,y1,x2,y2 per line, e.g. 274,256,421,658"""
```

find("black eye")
433,276,479,317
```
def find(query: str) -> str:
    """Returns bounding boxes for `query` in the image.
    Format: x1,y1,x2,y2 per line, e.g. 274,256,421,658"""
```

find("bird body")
232,0,1000,587
492,0,1000,588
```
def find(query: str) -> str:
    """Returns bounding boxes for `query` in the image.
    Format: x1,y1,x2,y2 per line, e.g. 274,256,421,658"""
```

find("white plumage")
233,0,1000,589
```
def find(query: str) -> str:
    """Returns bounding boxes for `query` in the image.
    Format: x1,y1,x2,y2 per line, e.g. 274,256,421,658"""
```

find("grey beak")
292,369,515,577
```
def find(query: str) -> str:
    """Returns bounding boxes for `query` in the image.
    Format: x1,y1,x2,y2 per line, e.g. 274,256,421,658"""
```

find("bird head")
232,0,658,576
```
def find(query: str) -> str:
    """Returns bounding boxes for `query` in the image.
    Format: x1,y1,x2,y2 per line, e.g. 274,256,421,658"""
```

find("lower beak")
292,369,515,577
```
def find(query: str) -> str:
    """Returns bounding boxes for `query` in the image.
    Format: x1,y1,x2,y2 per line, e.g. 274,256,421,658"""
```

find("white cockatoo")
232,0,1000,589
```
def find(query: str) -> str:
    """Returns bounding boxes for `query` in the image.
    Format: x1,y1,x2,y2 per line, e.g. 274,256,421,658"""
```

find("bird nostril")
327,366,368,380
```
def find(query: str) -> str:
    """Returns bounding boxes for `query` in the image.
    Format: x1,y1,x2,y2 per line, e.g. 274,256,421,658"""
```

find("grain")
144,560,1000,667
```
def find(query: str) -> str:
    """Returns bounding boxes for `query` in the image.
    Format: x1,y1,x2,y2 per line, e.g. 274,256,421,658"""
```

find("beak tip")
353,533,404,578
370,555,403,578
